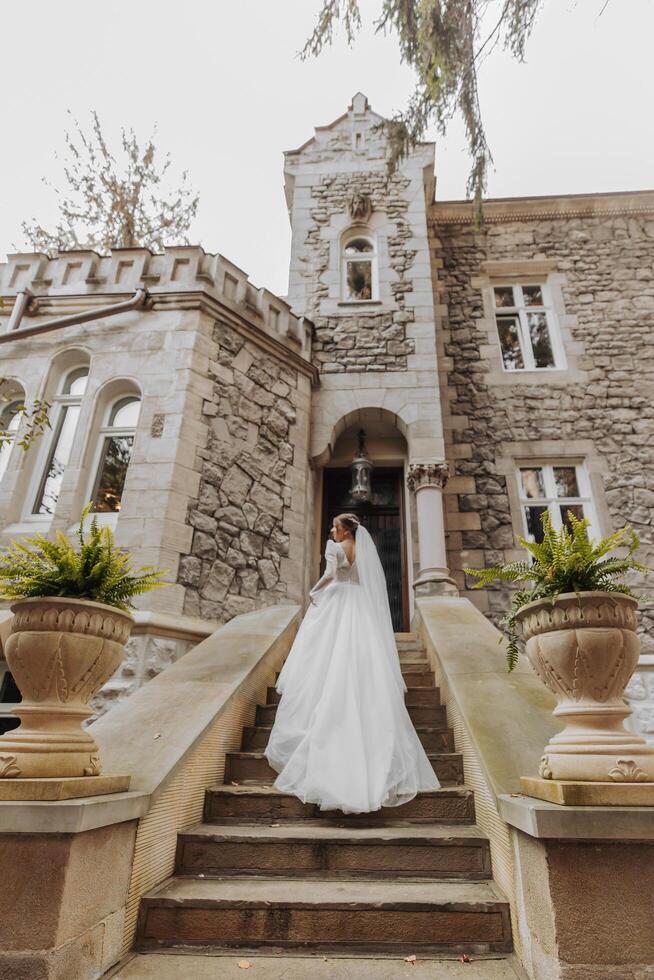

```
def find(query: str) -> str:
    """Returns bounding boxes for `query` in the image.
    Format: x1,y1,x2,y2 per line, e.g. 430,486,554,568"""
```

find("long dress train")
264,530,439,814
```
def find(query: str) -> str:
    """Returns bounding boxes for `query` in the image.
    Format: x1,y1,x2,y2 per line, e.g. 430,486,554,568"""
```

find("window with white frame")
517,462,596,544
90,396,141,512
33,367,89,515
0,400,23,482
341,232,378,302
493,284,563,371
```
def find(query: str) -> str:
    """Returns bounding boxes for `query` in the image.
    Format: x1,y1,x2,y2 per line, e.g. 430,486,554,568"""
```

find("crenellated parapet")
0,245,313,357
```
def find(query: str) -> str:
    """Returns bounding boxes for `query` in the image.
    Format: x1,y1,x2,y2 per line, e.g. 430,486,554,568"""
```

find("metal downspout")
0,288,149,344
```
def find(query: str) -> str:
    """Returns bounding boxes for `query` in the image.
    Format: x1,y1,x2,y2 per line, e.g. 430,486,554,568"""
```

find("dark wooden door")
321,467,409,632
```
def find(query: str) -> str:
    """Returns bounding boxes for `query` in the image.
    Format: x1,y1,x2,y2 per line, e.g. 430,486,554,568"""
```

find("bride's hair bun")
335,512,361,536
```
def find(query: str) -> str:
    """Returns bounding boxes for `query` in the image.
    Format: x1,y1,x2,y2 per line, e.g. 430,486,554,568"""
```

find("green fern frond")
0,504,168,611
470,510,651,673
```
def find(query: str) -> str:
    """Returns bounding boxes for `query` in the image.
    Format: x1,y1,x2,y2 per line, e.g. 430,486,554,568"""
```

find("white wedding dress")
265,526,440,814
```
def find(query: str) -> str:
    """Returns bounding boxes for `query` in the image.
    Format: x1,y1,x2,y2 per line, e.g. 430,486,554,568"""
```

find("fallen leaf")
270,823,281,828
153,733,161,740
510,793,521,798
405,954,417,964
459,953,471,963
238,960,252,970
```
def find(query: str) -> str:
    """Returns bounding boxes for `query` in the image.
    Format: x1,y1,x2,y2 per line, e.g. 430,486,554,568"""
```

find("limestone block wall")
429,192,654,736
0,247,314,707
285,95,447,596
302,167,417,374
176,319,313,621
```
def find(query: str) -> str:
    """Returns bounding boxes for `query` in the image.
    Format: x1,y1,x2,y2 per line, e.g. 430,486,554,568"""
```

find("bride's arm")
308,545,338,605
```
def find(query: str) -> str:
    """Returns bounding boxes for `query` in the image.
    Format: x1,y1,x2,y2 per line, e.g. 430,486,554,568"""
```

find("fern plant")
0,504,167,611
465,510,649,672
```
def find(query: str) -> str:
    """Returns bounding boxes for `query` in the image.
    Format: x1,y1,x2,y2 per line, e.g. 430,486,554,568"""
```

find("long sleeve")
309,542,339,603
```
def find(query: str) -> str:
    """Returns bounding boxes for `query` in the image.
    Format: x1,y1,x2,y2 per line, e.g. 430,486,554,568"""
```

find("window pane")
0,442,12,481
34,405,80,514
344,238,373,256
346,260,372,300
527,312,555,368
1,402,22,433
92,436,135,513
63,368,89,396
109,398,140,428
496,315,524,370
553,466,580,498
520,468,546,499
560,504,585,531
522,285,544,306
525,505,549,543
493,286,515,308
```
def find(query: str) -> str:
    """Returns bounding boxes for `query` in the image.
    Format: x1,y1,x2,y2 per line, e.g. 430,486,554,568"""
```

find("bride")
265,513,440,814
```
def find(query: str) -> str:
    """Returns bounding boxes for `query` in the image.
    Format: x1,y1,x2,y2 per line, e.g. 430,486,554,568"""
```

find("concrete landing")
112,951,525,979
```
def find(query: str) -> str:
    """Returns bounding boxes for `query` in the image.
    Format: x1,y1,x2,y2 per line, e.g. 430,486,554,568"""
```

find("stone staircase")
135,633,512,957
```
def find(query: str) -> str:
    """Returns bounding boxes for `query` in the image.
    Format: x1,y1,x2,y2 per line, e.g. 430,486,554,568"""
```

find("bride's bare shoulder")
340,539,355,564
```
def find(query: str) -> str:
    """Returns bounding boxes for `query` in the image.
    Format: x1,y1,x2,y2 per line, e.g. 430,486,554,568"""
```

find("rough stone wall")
307,171,416,373
90,634,195,718
431,211,654,665
177,319,307,621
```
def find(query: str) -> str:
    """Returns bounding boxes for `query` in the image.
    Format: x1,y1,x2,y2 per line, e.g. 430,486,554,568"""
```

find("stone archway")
318,409,412,631
312,405,410,468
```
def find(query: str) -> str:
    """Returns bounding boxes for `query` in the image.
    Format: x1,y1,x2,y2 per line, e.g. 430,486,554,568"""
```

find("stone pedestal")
521,775,654,807
0,597,133,779
517,591,654,783
0,773,130,801
407,461,458,595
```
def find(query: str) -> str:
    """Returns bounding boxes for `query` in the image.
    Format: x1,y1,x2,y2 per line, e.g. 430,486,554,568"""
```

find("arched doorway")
320,415,410,631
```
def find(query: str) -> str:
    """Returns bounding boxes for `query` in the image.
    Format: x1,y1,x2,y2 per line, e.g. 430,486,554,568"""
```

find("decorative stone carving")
0,756,21,778
406,462,449,493
0,597,133,778
348,190,373,223
517,592,654,782
607,759,649,782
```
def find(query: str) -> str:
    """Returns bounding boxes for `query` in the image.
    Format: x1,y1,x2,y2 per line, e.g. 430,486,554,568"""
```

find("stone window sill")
337,300,383,308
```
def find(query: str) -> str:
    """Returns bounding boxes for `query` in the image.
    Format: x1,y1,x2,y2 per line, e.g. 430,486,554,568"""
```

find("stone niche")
178,320,308,623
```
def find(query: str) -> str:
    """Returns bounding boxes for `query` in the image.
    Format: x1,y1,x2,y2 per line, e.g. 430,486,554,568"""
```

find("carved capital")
406,462,449,493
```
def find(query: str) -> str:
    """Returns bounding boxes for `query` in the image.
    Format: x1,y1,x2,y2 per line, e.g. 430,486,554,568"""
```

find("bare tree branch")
22,111,199,255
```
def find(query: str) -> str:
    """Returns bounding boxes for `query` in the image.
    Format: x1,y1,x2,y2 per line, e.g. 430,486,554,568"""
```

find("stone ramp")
133,633,513,957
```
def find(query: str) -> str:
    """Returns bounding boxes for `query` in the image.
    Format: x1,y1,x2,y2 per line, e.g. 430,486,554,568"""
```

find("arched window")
90,396,141,512
0,400,23,483
341,232,378,302
33,367,89,515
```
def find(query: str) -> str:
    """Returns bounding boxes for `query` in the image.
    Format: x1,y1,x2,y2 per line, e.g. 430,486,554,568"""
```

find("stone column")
407,462,458,596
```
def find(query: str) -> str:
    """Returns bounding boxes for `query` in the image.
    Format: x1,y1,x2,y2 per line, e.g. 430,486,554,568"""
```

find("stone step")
137,876,512,953
176,822,490,879
275,666,436,686
203,785,475,824
241,725,455,753
110,951,525,979
398,652,428,664
225,751,464,786
255,702,447,728
400,669,436,687
265,686,441,707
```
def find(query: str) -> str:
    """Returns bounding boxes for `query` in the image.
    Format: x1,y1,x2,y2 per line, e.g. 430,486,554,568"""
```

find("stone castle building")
0,92,652,731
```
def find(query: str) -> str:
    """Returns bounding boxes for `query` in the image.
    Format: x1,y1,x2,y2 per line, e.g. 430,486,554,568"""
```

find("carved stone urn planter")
517,591,654,783
0,596,133,779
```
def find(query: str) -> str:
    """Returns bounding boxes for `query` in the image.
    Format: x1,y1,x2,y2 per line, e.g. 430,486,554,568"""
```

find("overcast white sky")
2,1,652,297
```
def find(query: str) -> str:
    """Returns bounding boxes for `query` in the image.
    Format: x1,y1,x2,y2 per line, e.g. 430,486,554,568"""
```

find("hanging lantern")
350,429,374,502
